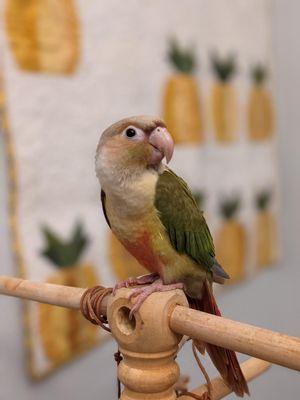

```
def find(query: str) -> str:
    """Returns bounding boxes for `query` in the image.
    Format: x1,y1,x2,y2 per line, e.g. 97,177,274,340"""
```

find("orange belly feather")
121,231,162,274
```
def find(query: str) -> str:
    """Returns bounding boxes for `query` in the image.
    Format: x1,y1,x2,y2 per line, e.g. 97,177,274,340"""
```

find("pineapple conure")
5,0,79,74
210,52,237,143
255,190,276,268
109,192,205,281
95,116,249,397
162,38,203,144
247,65,273,140
39,222,98,365
215,196,245,283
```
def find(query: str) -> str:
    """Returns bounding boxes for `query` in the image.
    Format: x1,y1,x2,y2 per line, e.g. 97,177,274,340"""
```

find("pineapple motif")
210,53,237,143
5,0,79,74
255,190,276,268
248,65,273,140
162,38,203,144
108,232,147,281
215,196,246,283
39,222,98,365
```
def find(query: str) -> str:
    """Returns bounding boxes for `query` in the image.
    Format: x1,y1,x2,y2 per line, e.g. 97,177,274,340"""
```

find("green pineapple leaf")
210,52,236,82
251,64,267,85
192,190,206,210
69,222,89,264
167,37,196,74
255,190,272,211
40,221,89,268
219,196,241,220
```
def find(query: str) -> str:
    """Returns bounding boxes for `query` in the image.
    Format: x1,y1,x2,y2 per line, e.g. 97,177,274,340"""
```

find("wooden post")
107,288,188,400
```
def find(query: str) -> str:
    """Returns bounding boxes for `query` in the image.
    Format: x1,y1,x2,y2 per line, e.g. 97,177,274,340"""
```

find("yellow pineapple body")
248,87,273,140
215,220,245,283
108,232,147,281
256,211,275,268
163,74,203,144
38,264,98,365
5,0,79,74
211,83,237,143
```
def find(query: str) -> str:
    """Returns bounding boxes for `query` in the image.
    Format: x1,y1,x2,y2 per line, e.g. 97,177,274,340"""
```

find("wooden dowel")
0,275,84,309
0,275,109,314
170,306,300,372
179,358,271,400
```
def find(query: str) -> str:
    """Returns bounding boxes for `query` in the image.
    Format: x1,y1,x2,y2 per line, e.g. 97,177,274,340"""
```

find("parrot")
95,115,249,397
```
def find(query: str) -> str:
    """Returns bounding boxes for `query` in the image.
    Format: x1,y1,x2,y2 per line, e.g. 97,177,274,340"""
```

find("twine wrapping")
177,342,212,400
80,285,113,332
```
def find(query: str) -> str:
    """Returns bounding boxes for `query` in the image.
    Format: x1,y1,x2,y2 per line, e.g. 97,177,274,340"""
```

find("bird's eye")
122,126,144,141
125,128,137,138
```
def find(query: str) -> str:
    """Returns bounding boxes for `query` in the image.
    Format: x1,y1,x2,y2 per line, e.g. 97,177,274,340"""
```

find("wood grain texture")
170,306,300,371
0,275,84,309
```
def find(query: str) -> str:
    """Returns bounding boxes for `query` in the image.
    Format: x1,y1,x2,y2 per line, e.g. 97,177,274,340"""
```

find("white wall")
1,1,300,398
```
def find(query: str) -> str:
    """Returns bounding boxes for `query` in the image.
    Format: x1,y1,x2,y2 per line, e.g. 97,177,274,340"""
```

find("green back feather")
155,169,215,270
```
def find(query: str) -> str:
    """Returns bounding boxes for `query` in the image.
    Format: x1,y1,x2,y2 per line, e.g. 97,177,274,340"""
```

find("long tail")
188,280,249,397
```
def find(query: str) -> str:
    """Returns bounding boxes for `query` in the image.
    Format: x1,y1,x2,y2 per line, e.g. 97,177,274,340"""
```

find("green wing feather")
154,169,215,270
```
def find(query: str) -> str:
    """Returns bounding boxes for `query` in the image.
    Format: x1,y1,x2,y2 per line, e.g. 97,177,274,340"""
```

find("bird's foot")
113,273,159,295
128,279,184,318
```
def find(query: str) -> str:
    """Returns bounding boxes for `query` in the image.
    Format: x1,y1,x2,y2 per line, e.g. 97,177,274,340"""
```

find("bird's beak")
148,126,174,165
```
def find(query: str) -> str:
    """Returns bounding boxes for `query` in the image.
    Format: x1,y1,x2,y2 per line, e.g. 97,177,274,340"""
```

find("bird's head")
95,116,174,185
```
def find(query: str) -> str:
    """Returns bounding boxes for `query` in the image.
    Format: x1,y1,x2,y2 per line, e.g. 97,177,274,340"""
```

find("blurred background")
0,0,299,398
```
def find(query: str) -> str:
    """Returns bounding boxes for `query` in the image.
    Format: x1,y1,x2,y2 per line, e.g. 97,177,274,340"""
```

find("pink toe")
128,288,142,300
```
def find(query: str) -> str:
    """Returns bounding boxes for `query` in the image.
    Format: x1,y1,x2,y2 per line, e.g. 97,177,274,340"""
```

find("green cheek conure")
95,115,249,397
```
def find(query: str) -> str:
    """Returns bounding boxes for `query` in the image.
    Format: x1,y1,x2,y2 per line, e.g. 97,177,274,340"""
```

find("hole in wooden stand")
116,306,136,335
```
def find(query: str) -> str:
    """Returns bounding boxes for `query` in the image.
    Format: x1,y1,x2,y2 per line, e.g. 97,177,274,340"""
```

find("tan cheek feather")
108,136,150,166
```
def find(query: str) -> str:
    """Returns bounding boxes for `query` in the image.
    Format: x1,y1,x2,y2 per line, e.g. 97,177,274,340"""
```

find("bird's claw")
113,273,159,295
128,287,146,300
128,286,153,319
113,277,136,295
128,279,184,319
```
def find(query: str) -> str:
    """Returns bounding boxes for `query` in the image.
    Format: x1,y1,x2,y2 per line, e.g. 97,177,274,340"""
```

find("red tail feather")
188,280,249,397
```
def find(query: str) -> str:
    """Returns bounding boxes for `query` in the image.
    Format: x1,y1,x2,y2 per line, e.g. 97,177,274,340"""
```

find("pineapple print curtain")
0,0,278,378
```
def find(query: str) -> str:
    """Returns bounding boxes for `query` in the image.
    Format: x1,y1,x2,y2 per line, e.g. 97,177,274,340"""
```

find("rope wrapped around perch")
80,285,113,332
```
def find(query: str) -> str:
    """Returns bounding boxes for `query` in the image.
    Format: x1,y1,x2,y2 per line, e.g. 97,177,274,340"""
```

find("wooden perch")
179,358,271,400
170,306,300,372
0,275,300,372
0,275,85,308
0,275,108,313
